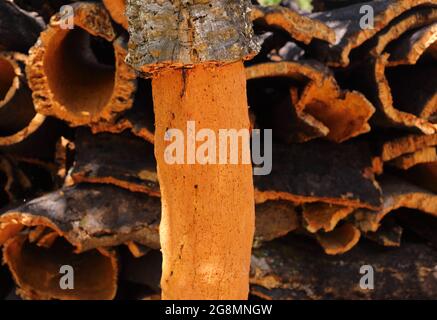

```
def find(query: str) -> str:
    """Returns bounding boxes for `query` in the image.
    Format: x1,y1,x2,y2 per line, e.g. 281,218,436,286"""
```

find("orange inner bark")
152,61,255,300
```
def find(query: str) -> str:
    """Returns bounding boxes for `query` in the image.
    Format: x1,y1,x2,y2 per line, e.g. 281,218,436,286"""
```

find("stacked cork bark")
0,0,436,300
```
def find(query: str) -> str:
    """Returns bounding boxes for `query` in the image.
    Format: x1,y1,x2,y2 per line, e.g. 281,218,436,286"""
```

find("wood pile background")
0,0,436,299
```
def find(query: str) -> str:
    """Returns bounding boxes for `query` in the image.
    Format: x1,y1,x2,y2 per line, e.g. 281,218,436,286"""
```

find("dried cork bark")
254,141,382,209
309,0,437,67
353,175,437,233
0,183,161,299
71,129,159,196
246,61,375,142
251,235,437,300
26,2,137,126
126,0,260,75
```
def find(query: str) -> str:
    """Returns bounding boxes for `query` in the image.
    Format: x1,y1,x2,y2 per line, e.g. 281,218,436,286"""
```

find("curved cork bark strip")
103,0,128,29
364,217,403,247
254,200,299,247
368,7,437,58
3,234,117,300
251,235,437,299
26,2,137,126
380,133,437,162
309,0,437,67
316,223,361,255
0,184,161,252
251,5,336,45
91,79,155,143
354,175,437,233
246,61,375,142
303,203,354,233
0,52,46,147
390,146,437,169
152,62,255,300
254,141,382,210
71,128,159,196
382,25,437,123
388,23,437,67
0,1,45,52
372,54,437,134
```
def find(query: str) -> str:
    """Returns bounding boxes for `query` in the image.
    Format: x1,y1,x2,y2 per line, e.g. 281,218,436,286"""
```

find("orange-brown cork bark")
103,0,128,29
26,2,136,127
152,62,255,300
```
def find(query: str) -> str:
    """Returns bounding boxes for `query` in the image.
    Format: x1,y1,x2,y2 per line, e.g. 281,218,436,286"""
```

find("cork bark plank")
254,141,382,210
0,184,161,252
246,61,375,142
389,147,437,169
303,203,355,233
251,235,437,299
254,200,299,247
316,223,361,255
26,2,137,126
379,133,437,162
364,217,403,247
309,0,437,67
3,234,118,300
353,175,437,233
91,79,155,143
251,5,336,45
71,128,159,196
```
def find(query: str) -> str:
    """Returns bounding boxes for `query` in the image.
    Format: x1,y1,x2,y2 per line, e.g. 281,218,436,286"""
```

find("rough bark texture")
251,235,437,300
26,2,137,126
91,79,155,143
246,61,375,142
71,128,159,196
126,0,260,75
3,234,118,300
354,175,437,233
0,184,161,252
254,141,382,209
152,62,255,300
254,200,299,247
309,0,437,67
303,203,354,233
316,223,361,255
0,52,46,147
251,5,336,45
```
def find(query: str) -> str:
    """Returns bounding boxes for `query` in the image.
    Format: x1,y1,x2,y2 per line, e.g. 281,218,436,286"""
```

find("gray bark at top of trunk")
125,0,260,74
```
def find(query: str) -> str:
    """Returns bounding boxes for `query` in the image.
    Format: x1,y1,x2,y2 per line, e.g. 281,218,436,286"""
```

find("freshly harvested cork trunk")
126,0,259,299
152,62,255,299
